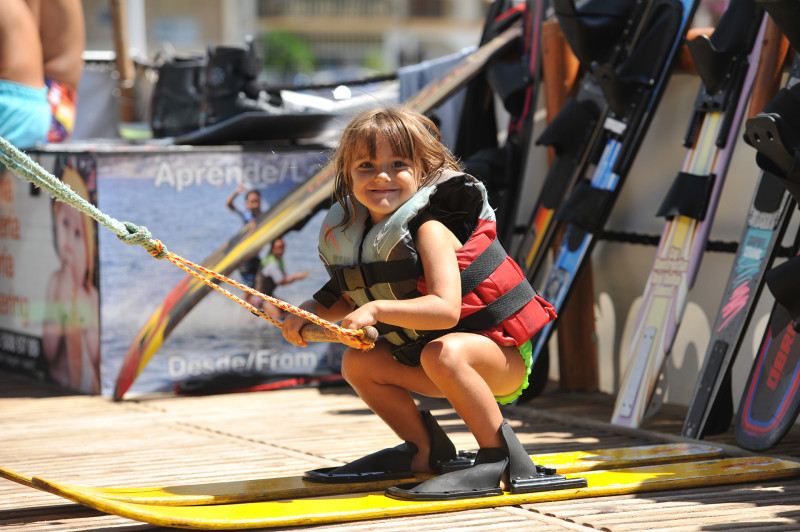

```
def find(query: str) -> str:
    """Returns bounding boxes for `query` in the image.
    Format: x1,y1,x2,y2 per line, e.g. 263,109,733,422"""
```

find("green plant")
261,31,316,76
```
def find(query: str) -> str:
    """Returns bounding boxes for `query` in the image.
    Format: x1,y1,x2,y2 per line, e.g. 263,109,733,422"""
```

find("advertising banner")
0,146,341,396
0,154,98,391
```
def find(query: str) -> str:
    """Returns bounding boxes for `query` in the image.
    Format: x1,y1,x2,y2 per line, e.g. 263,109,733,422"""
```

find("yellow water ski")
0,443,722,506
30,457,800,530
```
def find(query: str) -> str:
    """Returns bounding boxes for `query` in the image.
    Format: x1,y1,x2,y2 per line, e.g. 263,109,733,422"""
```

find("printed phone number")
0,330,41,358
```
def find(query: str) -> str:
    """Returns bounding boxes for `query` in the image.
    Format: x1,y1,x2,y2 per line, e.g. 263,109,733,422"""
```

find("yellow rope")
144,240,375,351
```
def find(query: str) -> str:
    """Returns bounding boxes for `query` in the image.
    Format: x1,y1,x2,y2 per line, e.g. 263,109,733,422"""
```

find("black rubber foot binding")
303,410,471,483
385,420,588,501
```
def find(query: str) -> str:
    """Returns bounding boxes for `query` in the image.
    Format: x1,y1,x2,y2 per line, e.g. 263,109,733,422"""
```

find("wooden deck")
2,370,800,531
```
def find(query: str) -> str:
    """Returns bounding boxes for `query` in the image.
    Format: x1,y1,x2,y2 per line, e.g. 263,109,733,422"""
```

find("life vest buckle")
341,265,366,291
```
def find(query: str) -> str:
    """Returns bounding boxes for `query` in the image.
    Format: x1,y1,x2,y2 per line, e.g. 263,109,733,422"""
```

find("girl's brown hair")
328,107,461,234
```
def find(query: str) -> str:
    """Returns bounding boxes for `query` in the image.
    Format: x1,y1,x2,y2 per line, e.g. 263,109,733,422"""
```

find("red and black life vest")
315,170,556,366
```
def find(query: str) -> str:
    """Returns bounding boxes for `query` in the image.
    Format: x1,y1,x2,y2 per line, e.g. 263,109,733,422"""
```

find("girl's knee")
419,337,462,375
341,345,391,384
340,347,367,383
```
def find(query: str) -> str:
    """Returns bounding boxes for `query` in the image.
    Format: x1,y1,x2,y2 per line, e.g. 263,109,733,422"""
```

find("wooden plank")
3,370,800,531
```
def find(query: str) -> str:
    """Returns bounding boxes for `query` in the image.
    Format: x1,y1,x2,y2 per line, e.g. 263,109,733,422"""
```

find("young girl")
282,107,558,500
42,163,100,394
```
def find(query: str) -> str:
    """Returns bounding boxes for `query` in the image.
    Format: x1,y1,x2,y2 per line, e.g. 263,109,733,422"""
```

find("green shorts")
495,340,533,405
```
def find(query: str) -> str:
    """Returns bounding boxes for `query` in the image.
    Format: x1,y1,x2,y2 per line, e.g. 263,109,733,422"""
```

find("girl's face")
55,205,88,285
350,138,418,223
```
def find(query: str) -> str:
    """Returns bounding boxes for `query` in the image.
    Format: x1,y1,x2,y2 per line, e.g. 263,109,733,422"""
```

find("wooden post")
109,0,138,123
540,19,598,391
746,18,790,120
540,20,580,164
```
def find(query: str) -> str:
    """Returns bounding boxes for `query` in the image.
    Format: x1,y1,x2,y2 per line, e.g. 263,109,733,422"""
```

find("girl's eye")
358,161,374,169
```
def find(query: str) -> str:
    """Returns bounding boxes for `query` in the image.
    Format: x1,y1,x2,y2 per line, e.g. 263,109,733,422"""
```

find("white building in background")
81,0,486,78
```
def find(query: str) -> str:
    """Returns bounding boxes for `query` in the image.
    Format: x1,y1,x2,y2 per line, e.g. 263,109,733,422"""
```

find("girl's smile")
350,139,418,223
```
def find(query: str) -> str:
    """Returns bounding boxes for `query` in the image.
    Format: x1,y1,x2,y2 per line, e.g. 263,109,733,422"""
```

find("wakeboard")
735,123,800,452
735,281,800,450
729,1,800,449
734,117,800,451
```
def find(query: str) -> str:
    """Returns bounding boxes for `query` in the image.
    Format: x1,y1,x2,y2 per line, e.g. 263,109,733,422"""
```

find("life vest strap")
327,258,421,292
460,239,507,296
459,278,537,330
313,278,342,309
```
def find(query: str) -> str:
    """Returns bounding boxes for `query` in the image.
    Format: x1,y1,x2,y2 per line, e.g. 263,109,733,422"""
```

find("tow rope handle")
301,324,379,347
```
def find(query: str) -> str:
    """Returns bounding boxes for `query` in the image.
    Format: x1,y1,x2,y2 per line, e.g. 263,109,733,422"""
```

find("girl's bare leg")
341,333,527,474
340,342,445,473
419,333,526,451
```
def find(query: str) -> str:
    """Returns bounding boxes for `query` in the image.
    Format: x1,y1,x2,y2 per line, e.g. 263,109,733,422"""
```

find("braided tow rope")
0,136,375,351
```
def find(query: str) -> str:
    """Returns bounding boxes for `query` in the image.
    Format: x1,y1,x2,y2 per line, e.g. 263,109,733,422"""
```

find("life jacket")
316,170,556,366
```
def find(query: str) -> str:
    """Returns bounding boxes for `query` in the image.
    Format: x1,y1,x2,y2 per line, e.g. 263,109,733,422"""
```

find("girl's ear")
415,163,428,187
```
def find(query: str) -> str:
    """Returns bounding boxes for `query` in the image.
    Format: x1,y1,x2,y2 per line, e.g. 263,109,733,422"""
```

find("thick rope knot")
117,222,168,259
118,221,151,244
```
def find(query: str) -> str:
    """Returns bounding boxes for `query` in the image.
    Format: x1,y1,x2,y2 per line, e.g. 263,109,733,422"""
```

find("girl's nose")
375,170,390,182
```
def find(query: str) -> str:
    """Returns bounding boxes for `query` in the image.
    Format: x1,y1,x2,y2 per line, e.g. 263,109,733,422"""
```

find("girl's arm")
340,218,462,332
